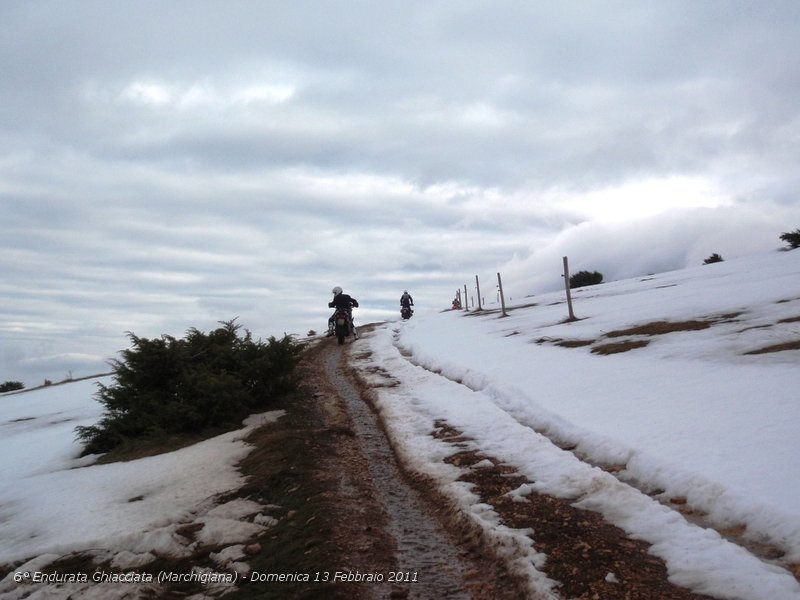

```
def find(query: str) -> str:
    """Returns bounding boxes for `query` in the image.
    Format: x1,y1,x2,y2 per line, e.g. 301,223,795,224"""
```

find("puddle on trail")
324,349,471,599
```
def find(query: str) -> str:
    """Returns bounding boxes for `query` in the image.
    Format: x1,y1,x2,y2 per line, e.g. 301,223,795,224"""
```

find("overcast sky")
2,1,799,386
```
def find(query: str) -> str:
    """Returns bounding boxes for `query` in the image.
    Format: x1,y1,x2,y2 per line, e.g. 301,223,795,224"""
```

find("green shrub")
569,270,604,289
75,319,303,455
703,253,724,264
780,229,800,250
0,381,25,393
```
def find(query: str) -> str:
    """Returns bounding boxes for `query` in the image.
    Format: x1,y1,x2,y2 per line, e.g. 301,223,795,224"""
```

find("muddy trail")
234,330,724,599
323,346,473,597
278,330,734,600
271,332,523,599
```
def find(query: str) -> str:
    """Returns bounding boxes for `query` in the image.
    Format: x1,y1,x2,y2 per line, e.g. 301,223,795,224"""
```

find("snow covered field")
1,249,798,599
351,249,800,599
0,378,283,598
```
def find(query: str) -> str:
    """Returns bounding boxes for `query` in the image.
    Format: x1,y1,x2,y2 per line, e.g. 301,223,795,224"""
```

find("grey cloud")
3,1,800,385
501,203,799,298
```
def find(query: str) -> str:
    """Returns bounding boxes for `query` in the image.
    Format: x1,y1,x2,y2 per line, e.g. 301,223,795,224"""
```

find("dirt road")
239,332,522,599
234,331,718,599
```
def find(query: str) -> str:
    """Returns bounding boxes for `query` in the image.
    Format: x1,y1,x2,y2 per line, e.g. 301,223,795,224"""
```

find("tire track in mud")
323,347,470,599
322,340,524,599
375,325,799,597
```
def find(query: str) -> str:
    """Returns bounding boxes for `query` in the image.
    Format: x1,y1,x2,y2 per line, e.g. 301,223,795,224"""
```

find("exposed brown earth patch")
433,420,714,600
605,320,712,337
537,313,747,355
591,339,651,355
744,340,800,355
555,339,594,348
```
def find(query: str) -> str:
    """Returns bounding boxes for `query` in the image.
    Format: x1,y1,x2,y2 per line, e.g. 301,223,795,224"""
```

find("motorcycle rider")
400,290,414,318
400,290,414,308
328,286,359,337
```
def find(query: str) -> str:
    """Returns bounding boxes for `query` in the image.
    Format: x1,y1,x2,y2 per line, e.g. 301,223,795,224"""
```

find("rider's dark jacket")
400,293,413,307
329,294,359,310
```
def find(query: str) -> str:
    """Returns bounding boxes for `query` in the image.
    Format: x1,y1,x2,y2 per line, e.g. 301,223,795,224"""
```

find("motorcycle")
332,308,357,345
401,305,413,320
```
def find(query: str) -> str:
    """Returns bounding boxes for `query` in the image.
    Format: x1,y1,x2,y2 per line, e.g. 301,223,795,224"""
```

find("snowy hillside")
1,249,798,599
351,249,800,599
0,377,284,598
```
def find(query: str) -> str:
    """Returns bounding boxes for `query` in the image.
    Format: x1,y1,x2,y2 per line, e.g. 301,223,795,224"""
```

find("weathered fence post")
463,284,468,310
497,272,508,317
563,256,577,321
475,275,483,310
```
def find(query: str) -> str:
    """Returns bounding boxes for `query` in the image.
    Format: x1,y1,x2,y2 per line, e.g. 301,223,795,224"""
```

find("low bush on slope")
76,319,303,456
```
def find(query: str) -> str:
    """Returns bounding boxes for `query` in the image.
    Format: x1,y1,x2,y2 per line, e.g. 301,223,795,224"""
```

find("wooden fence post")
463,284,468,310
475,275,483,310
563,256,577,321
497,272,508,317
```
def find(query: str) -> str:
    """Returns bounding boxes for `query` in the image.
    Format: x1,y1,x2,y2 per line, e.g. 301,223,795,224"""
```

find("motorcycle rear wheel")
335,323,347,345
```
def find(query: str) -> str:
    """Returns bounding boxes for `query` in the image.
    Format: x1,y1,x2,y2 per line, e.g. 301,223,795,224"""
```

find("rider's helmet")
403,290,408,294
332,286,342,296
